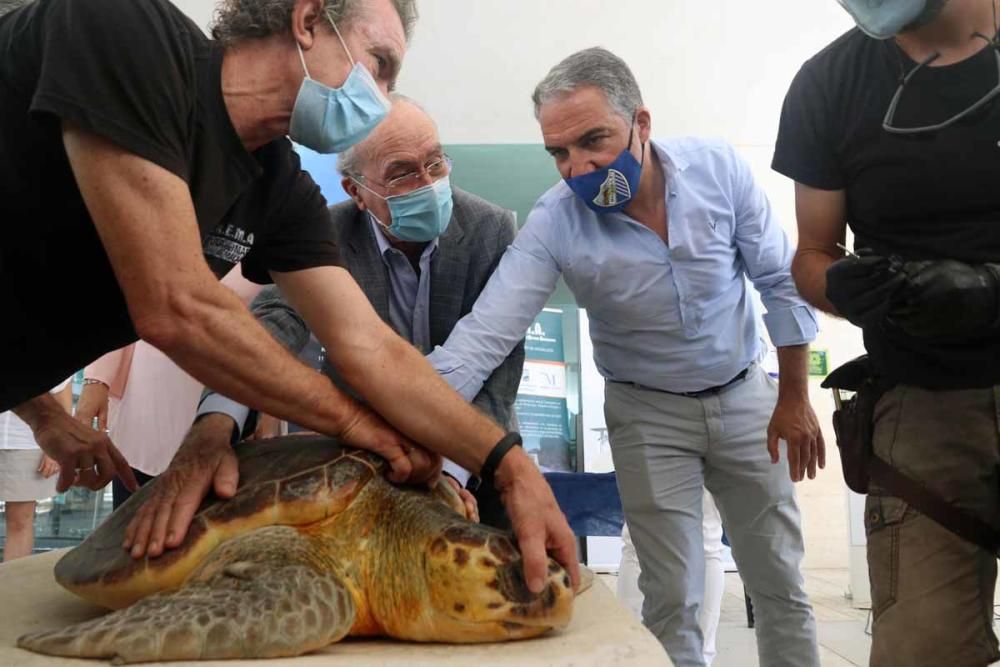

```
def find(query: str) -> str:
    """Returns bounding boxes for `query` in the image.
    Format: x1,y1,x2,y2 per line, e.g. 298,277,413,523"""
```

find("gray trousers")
604,365,819,667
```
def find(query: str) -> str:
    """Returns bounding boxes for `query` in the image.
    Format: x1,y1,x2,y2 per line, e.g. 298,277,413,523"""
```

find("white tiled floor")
714,569,871,667
598,569,1000,667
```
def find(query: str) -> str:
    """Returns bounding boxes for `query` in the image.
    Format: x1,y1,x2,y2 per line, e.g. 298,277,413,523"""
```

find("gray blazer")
250,187,525,428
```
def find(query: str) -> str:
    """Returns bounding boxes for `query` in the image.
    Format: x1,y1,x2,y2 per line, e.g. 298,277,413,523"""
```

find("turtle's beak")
492,557,574,627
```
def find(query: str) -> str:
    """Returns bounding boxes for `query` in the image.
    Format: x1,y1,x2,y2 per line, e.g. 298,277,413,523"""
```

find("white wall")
173,0,213,32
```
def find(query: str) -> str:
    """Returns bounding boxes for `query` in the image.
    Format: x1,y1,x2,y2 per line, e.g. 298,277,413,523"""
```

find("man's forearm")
147,284,358,439
275,267,511,475
339,331,506,474
12,393,63,429
791,249,838,315
61,126,357,446
775,344,810,401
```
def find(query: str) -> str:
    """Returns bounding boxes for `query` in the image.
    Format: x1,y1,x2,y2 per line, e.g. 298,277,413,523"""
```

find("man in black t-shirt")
774,1,1000,664
0,0,579,601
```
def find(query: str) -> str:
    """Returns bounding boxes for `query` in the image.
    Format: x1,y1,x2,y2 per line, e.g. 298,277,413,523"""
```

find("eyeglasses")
883,32,1000,135
358,156,453,196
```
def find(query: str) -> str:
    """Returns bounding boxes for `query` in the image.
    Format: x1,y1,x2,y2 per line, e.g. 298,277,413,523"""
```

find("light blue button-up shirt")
370,218,438,354
428,137,817,399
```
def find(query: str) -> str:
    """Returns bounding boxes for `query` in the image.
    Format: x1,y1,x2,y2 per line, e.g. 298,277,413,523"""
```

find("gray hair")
531,47,643,122
211,0,417,46
336,93,430,179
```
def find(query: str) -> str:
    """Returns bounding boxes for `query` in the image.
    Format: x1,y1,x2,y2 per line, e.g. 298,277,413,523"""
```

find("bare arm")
63,124,355,437
274,266,580,593
273,266,506,472
13,392,135,492
767,344,825,482
790,182,848,314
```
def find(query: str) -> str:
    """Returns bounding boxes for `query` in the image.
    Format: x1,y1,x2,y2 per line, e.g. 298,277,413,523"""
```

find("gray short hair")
336,93,429,179
532,47,643,122
211,0,417,46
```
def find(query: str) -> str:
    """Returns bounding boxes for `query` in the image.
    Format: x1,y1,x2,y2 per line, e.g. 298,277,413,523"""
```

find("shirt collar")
368,215,439,261
650,138,690,174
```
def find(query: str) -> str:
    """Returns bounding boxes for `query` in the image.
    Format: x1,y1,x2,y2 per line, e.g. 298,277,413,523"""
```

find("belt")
615,366,752,399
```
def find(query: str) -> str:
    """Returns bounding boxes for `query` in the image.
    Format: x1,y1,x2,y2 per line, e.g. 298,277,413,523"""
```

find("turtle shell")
55,435,384,609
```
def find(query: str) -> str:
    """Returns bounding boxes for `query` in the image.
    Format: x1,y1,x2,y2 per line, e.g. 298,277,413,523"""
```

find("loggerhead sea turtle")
17,435,582,663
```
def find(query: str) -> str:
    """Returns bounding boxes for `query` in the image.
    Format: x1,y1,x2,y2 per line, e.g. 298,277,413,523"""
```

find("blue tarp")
543,472,624,537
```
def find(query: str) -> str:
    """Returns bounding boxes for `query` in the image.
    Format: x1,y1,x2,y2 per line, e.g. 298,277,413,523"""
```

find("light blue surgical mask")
835,0,936,39
358,177,454,243
288,16,390,153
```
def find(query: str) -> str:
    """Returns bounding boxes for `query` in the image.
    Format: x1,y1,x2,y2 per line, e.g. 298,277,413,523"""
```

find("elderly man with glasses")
194,94,525,529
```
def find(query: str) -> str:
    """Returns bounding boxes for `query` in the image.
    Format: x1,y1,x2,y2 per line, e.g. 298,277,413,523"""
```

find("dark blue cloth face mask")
564,117,645,214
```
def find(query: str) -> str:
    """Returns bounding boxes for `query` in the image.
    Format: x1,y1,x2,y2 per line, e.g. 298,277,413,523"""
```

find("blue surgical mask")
288,17,390,153
359,177,454,242
564,119,645,214
835,0,933,39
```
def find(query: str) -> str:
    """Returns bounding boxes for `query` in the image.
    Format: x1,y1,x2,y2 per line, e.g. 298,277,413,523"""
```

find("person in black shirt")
774,1,1000,664
0,0,579,597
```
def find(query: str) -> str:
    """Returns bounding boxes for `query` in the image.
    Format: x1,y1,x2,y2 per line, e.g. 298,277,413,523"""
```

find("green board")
444,144,576,306
809,349,829,377
444,144,560,225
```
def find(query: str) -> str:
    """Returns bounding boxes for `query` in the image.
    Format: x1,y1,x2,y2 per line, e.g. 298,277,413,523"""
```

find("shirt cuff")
763,305,819,347
196,392,251,435
426,346,487,402
441,459,472,488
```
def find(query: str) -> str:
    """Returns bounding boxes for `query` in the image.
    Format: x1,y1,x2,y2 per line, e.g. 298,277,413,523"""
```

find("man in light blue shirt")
427,48,822,667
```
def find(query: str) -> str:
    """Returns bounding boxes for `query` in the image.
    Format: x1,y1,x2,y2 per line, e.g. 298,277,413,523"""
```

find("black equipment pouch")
822,355,1000,555
821,355,879,495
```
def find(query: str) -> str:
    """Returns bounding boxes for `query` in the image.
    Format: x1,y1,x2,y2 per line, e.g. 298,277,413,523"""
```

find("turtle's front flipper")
18,527,356,664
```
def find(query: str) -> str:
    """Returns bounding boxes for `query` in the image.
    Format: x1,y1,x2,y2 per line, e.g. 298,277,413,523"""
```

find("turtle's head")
421,523,574,642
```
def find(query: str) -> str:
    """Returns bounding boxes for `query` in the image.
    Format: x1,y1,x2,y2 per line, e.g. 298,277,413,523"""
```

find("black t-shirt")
773,28,1000,389
0,0,340,410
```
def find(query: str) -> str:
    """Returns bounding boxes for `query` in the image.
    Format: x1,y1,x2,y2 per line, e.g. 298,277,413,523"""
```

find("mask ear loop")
296,42,312,80
348,177,392,230
626,110,647,169
327,14,357,67
298,14,356,83
350,176,388,201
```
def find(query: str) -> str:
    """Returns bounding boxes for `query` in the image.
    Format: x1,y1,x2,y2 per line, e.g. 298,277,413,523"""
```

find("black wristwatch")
478,432,523,489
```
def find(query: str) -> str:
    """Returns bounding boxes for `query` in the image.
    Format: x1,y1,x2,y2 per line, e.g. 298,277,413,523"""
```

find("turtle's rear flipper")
18,527,356,664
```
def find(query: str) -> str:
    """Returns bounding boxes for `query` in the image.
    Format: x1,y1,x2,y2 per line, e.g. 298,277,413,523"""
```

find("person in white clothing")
0,379,69,561
75,268,262,508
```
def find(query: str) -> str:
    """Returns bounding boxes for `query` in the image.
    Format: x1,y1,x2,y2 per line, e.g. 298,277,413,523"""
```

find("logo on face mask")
594,168,632,208
564,113,645,214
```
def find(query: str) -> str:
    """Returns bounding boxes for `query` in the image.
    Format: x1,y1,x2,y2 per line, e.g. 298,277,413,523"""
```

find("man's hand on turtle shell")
123,414,239,559
496,448,580,595
337,404,442,486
